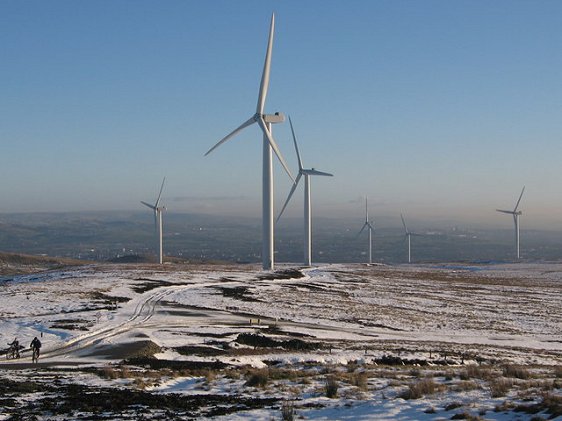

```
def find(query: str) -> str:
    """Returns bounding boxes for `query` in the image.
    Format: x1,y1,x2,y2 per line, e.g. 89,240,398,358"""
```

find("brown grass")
399,378,443,400
450,412,483,420
204,370,216,384
453,380,480,392
517,378,559,392
489,378,513,398
349,372,369,391
445,402,463,411
281,399,295,421
494,400,516,412
502,364,530,380
541,393,562,418
267,368,309,382
245,369,269,388
0,251,87,276
98,365,141,380
325,376,338,398
409,368,422,378
100,365,120,380
460,365,492,380
512,393,562,419
97,365,164,389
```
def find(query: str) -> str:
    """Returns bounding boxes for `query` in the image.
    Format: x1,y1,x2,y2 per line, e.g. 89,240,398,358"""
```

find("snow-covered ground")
0,262,560,419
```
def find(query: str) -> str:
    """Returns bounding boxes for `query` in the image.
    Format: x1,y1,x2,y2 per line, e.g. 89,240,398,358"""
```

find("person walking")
7,338,20,359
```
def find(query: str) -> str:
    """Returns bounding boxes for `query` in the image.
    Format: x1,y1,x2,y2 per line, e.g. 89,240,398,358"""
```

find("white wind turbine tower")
277,116,333,266
141,177,166,264
496,186,525,260
357,197,375,264
205,13,294,270
401,213,421,263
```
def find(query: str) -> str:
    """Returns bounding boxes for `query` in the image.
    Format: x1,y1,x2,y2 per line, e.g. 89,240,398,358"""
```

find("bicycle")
31,347,40,363
5,345,20,360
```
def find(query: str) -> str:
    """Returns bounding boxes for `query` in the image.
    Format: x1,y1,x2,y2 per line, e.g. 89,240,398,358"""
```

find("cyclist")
30,337,41,363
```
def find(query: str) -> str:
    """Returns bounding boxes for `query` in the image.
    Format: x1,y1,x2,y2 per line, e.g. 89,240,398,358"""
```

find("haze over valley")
2,211,562,266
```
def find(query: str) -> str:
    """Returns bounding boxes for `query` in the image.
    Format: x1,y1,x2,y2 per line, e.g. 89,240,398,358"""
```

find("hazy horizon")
2,198,562,232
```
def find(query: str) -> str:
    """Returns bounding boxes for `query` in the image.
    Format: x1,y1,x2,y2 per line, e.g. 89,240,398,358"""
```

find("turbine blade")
205,116,256,156
256,13,275,114
276,173,302,222
141,201,156,210
288,116,304,170
514,186,525,212
302,169,333,177
496,209,515,214
357,223,367,238
365,197,369,223
400,213,408,234
258,116,295,182
155,177,166,208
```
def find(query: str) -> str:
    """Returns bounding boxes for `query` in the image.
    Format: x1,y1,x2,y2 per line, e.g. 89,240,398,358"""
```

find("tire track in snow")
39,278,242,360
37,286,182,360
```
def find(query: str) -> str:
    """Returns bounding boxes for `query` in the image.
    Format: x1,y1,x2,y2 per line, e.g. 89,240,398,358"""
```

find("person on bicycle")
8,338,20,358
30,337,41,361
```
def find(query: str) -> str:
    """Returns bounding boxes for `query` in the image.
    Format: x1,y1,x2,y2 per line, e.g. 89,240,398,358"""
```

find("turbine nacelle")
262,112,285,124
247,111,284,125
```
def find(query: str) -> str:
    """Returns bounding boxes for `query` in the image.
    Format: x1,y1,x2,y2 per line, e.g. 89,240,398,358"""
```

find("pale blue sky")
1,1,561,229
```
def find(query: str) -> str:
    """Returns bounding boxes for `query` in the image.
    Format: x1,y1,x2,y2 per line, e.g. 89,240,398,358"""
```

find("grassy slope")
0,251,88,276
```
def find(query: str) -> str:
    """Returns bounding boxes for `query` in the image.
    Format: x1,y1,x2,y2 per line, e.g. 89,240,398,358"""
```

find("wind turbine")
277,116,333,266
401,213,421,263
496,186,525,260
357,197,375,264
141,177,166,264
205,13,294,270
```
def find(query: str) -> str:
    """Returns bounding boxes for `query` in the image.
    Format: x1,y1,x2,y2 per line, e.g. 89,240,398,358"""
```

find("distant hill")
0,251,88,276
